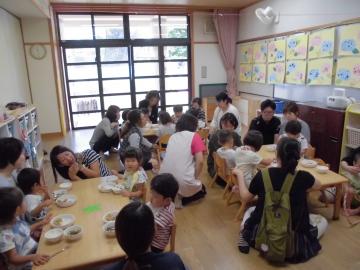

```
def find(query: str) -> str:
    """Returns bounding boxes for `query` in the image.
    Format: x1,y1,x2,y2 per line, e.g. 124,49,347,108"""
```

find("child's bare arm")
30,199,52,218
120,183,145,198
5,249,49,266
30,214,52,232
341,161,360,175
260,158,273,166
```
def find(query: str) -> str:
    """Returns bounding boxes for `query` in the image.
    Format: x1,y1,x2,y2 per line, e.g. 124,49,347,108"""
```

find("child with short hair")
117,147,147,200
147,173,179,253
0,187,50,269
158,111,176,138
235,130,273,187
279,120,308,155
172,106,183,124
216,130,236,169
17,168,52,223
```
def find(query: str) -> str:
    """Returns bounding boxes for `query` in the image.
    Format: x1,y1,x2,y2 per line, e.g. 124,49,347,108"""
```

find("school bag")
255,169,297,262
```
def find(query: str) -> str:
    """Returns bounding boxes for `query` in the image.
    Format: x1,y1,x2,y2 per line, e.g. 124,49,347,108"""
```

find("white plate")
300,159,318,168
64,225,83,241
100,175,118,183
265,144,277,152
59,181,72,190
103,221,116,237
50,214,75,229
102,210,118,223
112,184,125,194
56,194,77,208
316,165,329,174
98,183,114,193
52,189,68,199
44,228,63,243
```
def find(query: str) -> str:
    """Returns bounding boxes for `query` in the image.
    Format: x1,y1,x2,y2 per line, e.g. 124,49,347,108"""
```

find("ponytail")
277,137,300,174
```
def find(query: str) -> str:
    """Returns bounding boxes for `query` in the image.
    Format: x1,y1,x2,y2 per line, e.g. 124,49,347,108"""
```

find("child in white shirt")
17,168,52,223
216,130,236,169
147,173,179,253
278,120,308,155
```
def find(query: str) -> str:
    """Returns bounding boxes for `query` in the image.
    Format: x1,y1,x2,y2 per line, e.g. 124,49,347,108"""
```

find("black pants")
182,184,207,206
93,134,119,153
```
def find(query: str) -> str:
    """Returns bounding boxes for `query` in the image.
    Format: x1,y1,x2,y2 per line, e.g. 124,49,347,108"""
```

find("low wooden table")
34,178,129,270
258,146,348,220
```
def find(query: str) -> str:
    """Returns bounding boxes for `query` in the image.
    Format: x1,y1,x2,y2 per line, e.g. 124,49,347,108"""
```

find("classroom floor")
42,130,360,270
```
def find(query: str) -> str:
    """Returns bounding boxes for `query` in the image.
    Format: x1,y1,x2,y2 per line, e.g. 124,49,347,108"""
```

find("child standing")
118,147,148,200
235,130,273,187
171,106,183,124
0,187,50,269
278,120,308,155
216,130,236,169
147,173,179,253
17,168,52,223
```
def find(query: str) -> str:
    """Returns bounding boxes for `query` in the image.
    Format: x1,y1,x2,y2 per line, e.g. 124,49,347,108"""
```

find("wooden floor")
42,130,360,270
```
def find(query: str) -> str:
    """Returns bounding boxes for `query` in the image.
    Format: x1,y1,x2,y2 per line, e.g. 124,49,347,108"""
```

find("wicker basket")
347,126,360,147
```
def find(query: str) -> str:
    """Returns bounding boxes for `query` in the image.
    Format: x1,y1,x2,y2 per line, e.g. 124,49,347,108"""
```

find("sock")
237,232,250,254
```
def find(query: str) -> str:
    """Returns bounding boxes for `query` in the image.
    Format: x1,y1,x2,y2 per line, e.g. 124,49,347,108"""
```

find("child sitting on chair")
171,105,183,124
216,130,237,169
278,120,308,156
147,173,179,253
341,147,360,216
17,168,52,223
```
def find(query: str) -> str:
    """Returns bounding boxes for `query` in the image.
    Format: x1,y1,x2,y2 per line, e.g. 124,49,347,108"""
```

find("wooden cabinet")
298,103,345,172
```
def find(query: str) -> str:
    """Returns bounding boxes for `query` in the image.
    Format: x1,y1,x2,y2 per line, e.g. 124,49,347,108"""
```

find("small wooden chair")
209,152,233,199
165,222,177,252
156,134,171,161
197,128,209,148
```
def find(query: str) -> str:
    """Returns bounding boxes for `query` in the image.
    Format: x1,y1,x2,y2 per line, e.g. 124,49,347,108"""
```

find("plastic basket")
347,126,360,147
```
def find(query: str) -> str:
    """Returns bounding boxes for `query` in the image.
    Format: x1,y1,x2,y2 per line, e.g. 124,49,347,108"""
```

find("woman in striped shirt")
50,146,112,182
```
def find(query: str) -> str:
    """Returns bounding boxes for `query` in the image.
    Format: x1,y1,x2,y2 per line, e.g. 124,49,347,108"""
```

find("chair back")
158,134,171,153
169,223,177,252
213,152,230,180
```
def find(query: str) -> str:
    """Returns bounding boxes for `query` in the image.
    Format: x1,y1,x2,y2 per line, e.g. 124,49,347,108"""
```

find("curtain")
213,10,239,97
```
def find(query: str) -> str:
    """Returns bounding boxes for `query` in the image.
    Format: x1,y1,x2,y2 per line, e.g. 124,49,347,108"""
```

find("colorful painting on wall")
338,23,360,56
267,39,286,62
286,33,308,60
239,43,253,63
253,41,267,63
267,62,285,84
307,58,333,85
285,60,307,84
252,64,266,83
335,57,360,88
308,28,335,59
239,64,253,82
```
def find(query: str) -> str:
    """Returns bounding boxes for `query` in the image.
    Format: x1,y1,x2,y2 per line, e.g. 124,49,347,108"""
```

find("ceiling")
0,0,49,18
49,0,262,9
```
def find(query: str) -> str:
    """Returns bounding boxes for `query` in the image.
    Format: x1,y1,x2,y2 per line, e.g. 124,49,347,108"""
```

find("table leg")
333,184,343,220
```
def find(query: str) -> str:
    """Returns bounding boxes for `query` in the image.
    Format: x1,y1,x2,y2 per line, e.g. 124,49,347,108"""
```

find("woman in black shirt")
138,91,160,124
234,137,328,263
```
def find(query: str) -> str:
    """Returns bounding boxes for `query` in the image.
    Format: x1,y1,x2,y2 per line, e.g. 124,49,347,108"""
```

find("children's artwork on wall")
307,58,334,85
252,64,266,83
253,41,267,63
239,43,253,63
286,33,308,60
308,28,335,59
239,64,253,82
267,62,285,84
338,23,360,56
335,57,360,88
285,60,307,84
267,39,286,62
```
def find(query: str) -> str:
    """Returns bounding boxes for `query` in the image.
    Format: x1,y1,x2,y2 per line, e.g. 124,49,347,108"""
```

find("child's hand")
32,254,50,266
41,213,53,226
232,168,244,177
42,199,52,208
120,190,131,197
346,165,360,175
69,163,80,177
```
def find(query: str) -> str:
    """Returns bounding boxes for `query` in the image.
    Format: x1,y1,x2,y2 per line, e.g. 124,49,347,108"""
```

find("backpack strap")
280,171,298,194
261,169,274,193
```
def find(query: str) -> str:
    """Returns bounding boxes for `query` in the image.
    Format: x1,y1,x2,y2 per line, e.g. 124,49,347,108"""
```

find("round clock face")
30,44,47,60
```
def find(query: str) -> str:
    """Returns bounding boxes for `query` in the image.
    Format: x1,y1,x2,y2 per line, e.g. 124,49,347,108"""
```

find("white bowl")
64,225,83,241
112,184,124,194
98,183,113,193
316,165,329,174
44,228,63,244
265,144,277,152
51,214,75,229
103,221,116,237
56,194,77,208
100,175,118,184
102,210,118,223
52,189,68,199
300,159,318,168
59,181,72,190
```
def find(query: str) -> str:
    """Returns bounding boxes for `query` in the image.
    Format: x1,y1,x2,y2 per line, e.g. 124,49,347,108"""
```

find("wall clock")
29,44,47,60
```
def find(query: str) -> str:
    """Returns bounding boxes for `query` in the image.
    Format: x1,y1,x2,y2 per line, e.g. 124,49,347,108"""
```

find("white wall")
193,12,227,97
0,8,31,106
22,18,61,134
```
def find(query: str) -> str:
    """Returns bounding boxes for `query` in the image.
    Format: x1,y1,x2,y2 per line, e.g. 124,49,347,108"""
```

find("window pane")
59,15,93,40
136,94,147,105
133,47,158,61
69,81,99,96
165,76,188,90
94,15,124,39
134,62,159,77
165,61,188,75
166,105,189,115
103,79,130,94
135,78,160,92
165,92,189,105
100,47,128,62
101,63,129,78
71,97,100,112
129,15,159,39
66,48,96,63
73,113,102,128
164,46,188,60
161,16,188,39
104,95,132,109
67,65,98,80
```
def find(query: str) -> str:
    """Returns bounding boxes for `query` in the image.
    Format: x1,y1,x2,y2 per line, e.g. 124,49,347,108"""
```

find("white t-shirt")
279,133,308,152
158,123,176,138
210,104,241,135
235,146,262,187
0,171,17,188
24,194,47,221
216,147,236,169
